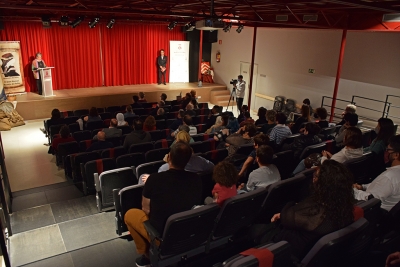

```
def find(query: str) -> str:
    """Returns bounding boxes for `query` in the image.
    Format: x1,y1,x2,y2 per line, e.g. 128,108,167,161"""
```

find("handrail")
351,95,387,104
321,96,353,120
385,95,400,120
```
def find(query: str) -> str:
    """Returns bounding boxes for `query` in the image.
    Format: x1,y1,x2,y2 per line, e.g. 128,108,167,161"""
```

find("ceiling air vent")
382,13,400,22
303,15,318,22
276,15,288,22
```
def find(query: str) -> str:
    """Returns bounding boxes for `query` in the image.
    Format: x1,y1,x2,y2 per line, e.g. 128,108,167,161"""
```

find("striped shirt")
269,124,292,144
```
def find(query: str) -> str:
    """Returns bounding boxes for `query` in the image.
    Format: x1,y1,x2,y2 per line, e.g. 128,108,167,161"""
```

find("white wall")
211,27,400,125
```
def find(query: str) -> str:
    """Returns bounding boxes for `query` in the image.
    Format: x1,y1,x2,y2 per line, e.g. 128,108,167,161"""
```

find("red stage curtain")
0,22,103,91
100,24,185,86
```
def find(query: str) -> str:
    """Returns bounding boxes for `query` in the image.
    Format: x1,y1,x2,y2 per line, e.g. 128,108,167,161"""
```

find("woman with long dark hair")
291,105,310,134
365,118,394,155
253,160,354,260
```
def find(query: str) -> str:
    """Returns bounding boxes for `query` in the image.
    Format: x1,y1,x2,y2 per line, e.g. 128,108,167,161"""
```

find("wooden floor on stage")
15,82,227,120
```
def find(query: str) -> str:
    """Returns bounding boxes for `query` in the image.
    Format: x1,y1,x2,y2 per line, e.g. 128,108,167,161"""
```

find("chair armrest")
94,173,101,192
143,220,163,243
113,188,121,214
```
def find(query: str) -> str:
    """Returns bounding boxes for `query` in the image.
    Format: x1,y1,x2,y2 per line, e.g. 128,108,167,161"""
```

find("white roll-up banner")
169,41,189,83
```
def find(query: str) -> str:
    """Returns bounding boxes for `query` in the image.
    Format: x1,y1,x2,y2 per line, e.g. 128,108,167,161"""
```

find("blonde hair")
175,131,191,143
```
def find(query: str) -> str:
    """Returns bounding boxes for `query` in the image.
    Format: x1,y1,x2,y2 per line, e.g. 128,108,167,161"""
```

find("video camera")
230,79,238,85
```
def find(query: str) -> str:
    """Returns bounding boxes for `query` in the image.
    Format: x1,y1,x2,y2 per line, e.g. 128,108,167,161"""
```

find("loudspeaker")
203,30,218,43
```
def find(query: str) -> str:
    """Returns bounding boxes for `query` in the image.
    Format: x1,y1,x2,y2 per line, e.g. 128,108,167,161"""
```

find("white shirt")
353,165,400,211
235,80,246,98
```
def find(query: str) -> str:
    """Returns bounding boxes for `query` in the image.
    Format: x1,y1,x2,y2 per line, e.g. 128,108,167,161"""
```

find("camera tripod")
226,87,236,112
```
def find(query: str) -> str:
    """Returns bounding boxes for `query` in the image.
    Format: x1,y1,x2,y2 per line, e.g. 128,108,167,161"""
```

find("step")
214,95,231,101
214,100,236,107
210,89,230,97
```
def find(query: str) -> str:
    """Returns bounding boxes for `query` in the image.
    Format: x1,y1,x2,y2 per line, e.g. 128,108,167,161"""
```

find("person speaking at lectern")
32,52,46,95
157,49,168,85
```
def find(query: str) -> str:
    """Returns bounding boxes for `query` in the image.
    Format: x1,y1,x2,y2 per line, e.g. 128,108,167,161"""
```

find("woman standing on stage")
32,52,46,95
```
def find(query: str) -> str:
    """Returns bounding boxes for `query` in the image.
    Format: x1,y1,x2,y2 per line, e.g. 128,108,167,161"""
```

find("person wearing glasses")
353,135,400,211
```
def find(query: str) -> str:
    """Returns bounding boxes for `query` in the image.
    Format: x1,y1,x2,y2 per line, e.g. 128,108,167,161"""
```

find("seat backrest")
213,188,268,238
119,184,144,224
99,112,112,120
320,126,337,140
73,109,89,117
236,143,254,156
198,103,209,109
196,124,207,133
64,116,79,125
299,142,326,160
160,129,171,139
101,146,126,159
116,153,145,168
301,218,370,267
106,106,122,113
156,120,166,130
279,134,301,147
57,141,79,157
197,171,215,200
154,139,172,149
223,241,291,267
159,204,220,256
73,130,92,143
79,139,97,152
68,122,80,133
129,142,154,154
324,140,337,154
99,167,137,207
84,158,117,194
148,130,161,141
72,151,101,180
271,150,295,180
116,125,131,135
190,141,204,154
204,149,229,165
261,175,308,222
343,152,374,184
145,148,170,162
356,198,382,226
202,139,217,152
86,120,104,131
105,136,121,147
136,160,165,178
361,129,372,148
49,124,65,139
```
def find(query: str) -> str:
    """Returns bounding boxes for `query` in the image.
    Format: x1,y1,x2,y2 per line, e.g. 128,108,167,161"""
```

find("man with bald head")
87,131,113,152
93,118,122,140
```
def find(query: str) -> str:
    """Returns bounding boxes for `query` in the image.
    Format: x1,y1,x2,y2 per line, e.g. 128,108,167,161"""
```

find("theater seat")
299,142,326,161
101,146,126,159
116,153,145,169
222,241,291,267
145,148,170,162
154,139,172,149
136,160,165,179
95,167,137,212
73,130,91,143
86,120,104,131
83,158,116,195
343,152,374,184
144,204,220,267
71,151,101,182
204,149,229,165
271,150,295,180
56,141,79,167
129,142,154,154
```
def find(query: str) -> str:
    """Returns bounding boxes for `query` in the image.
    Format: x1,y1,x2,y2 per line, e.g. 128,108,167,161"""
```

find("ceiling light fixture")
185,21,196,31
236,24,244,33
89,17,100,28
41,16,51,28
106,19,115,29
59,16,69,27
223,22,232,32
71,16,84,28
167,21,177,30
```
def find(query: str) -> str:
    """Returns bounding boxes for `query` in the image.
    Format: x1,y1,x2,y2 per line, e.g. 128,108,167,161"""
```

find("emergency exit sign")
308,68,315,74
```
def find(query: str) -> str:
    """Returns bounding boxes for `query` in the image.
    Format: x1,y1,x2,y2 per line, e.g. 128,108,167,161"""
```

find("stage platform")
14,82,227,120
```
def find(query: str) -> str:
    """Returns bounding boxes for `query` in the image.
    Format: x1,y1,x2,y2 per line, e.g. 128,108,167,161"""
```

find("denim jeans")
293,159,306,175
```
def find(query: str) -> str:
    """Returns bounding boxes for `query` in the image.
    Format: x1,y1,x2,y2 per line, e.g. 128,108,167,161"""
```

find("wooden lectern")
38,67,55,97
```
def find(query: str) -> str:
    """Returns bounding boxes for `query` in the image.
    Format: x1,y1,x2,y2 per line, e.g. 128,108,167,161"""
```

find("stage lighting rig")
106,19,115,29
71,16,84,28
89,17,100,28
41,16,51,28
223,22,232,32
167,21,177,30
59,16,69,27
236,24,244,33
184,21,196,31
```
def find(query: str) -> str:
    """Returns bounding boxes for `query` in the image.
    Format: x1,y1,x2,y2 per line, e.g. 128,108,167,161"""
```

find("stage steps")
8,182,138,267
210,89,235,107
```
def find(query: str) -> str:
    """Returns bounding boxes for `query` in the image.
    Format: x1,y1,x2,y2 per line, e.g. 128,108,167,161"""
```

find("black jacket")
290,134,322,159
123,130,152,151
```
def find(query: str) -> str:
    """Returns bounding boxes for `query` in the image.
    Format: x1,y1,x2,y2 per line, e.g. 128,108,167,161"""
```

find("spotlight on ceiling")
71,16,84,28
223,22,232,32
59,16,69,27
167,21,177,30
89,17,100,28
106,19,115,29
41,16,51,28
236,24,244,33
184,21,196,31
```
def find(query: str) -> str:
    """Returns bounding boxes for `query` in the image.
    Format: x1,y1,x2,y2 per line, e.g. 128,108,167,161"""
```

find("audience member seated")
170,128,195,146
123,119,152,151
206,105,221,129
255,107,267,126
143,115,156,132
238,145,280,192
217,123,256,160
238,105,249,123
261,110,277,135
138,92,147,103
315,107,329,129
87,131,113,152
302,98,313,116
190,99,199,110
51,125,75,153
132,95,143,109
169,109,184,131
251,160,354,260
124,105,136,119
154,108,166,121
124,142,202,267
293,126,363,174
353,135,400,211
206,114,228,134
181,92,192,108
84,107,102,123
337,104,357,126
226,116,240,134
171,115,197,137
116,113,128,126
238,133,270,178
269,112,292,145
287,123,322,159
364,118,394,155
291,105,310,134
240,111,255,127
94,118,122,140
150,100,165,116
190,89,197,100
160,93,170,106
204,161,238,206
41,108,63,134
184,103,196,117
336,113,359,146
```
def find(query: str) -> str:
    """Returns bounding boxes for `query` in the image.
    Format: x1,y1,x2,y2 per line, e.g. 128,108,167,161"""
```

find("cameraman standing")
235,75,246,112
